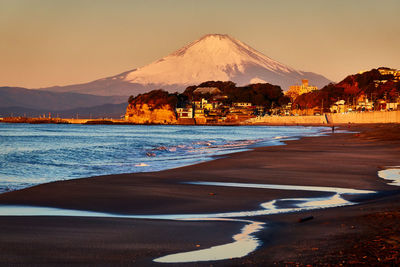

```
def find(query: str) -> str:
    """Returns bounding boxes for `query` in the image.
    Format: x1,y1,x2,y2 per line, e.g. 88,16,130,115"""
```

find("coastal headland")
0,124,399,265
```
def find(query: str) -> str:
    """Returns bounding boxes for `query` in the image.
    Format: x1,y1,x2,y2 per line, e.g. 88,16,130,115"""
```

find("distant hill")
0,103,127,119
41,34,331,96
294,67,400,110
0,87,126,111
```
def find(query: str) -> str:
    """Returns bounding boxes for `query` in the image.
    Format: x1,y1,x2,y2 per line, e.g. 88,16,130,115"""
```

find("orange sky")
1,0,399,88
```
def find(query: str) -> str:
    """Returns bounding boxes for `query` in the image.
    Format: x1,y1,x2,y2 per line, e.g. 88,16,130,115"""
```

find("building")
193,98,221,111
356,95,373,111
387,102,399,110
203,101,221,111
194,108,205,118
193,87,222,95
233,102,252,107
374,80,388,87
176,107,193,118
285,79,318,101
330,100,347,113
378,68,400,82
378,68,400,79
213,95,228,100
281,102,292,115
193,98,210,109
376,100,399,111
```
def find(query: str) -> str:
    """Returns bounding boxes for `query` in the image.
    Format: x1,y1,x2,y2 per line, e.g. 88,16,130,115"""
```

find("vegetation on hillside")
294,68,400,110
128,81,289,110
183,81,289,108
127,67,399,113
128,90,181,110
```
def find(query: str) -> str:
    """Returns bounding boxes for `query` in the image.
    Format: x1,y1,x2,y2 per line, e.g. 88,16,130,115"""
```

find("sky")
0,0,399,88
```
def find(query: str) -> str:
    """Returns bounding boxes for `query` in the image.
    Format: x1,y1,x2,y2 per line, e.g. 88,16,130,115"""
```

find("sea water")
0,123,327,193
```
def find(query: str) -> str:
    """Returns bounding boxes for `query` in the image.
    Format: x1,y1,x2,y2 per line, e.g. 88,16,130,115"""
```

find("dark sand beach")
0,124,399,266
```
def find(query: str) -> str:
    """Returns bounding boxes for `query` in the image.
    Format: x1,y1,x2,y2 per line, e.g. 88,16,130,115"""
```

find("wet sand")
0,124,399,265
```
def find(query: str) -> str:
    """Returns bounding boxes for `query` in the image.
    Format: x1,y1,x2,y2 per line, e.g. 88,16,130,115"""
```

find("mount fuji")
44,34,331,96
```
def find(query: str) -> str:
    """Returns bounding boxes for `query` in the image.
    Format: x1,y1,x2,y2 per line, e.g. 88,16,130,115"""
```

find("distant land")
1,67,399,122
293,67,400,111
38,34,331,96
2,35,399,122
0,103,127,119
0,87,126,118
125,67,400,125
0,34,334,118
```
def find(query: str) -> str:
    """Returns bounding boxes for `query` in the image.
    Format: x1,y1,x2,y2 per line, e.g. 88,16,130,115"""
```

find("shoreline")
1,109,399,125
0,118,331,126
0,124,399,265
0,124,329,194
0,117,331,126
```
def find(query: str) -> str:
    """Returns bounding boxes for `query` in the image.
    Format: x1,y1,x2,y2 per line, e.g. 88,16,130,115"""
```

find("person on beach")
332,126,335,133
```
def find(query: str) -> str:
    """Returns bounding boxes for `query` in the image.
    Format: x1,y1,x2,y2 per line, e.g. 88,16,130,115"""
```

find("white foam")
135,163,149,167
378,166,400,186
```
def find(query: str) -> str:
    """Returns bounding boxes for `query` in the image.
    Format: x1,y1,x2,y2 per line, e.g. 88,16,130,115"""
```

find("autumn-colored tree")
294,68,399,110
128,90,178,109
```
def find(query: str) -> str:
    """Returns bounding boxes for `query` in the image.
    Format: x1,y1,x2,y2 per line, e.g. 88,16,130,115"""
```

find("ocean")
0,123,327,193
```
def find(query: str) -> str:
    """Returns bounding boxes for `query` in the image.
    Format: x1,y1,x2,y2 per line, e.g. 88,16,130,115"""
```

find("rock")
298,216,314,223
125,89,178,124
125,103,177,124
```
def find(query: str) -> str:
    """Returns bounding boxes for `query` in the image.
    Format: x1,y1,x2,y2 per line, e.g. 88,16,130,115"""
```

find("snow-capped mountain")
44,34,331,96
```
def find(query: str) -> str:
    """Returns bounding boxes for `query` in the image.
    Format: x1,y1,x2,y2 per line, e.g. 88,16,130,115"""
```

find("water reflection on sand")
0,181,376,263
378,166,400,186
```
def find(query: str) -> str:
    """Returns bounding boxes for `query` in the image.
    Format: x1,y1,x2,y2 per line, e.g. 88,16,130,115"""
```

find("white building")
233,102,252,107
193,87,222,95
176,107,193,118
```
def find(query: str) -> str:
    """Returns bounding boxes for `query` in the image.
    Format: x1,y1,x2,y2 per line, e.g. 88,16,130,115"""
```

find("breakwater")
0,117,127,124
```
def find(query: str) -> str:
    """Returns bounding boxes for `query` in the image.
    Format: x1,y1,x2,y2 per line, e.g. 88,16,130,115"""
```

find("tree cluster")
183,81,289,108
128,81,289,110
128,90,179,110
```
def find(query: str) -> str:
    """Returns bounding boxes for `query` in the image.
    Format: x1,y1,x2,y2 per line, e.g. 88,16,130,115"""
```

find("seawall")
248,110,400,125
326,111,400,124
2,111,399,125
248,115,326,125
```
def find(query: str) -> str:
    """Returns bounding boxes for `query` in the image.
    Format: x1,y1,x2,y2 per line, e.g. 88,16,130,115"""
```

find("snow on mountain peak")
39,34,331,97
123,34,300,86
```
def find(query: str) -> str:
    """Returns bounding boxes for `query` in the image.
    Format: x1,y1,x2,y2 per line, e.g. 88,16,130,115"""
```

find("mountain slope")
0,103,127,119
44,34,331,96
124,34,299,85
0,87,126,111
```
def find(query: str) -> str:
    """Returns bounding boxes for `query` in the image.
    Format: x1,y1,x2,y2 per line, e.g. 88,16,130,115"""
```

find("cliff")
125,90,178,124
125,103,177,124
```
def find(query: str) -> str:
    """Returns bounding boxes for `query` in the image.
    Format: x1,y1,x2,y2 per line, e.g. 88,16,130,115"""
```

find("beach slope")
0,124,399,265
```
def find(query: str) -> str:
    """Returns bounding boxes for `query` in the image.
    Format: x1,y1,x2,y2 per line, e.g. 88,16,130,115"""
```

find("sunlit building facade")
285,79,318,101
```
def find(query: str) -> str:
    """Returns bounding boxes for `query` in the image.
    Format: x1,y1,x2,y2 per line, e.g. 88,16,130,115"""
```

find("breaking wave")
0,124,328,193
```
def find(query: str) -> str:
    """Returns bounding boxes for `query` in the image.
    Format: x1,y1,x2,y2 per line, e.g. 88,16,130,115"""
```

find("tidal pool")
378,166,400,186
0,182,376,263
